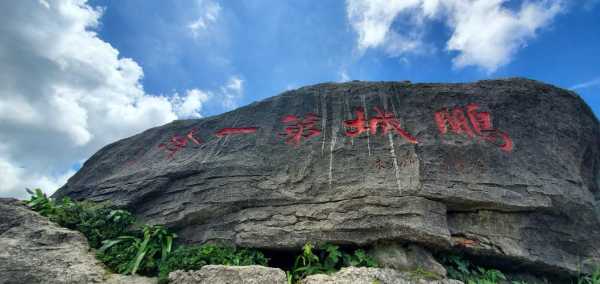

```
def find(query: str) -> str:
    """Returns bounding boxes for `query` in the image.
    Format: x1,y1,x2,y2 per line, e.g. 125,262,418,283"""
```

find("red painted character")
435,103,513,152
280,113,321,146
215,127,258,137
158,128,203,159
344,107,418,144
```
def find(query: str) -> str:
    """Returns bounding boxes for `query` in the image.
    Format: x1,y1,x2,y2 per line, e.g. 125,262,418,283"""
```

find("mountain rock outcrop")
54,78,600,278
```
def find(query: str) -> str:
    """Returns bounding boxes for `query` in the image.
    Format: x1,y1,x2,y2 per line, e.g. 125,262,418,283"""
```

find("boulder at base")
168,265,287,284
301,267,464,284
54,78,600,277
0,198,156,284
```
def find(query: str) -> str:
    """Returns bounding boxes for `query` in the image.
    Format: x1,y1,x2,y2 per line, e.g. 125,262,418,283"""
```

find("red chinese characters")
215,127,258,137
158,128,203,159
344,107,418,144
280,113,321,146
435,103,513,152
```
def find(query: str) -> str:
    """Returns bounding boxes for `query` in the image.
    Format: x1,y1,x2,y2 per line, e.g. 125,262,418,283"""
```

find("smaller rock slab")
0,198,156,284
168,265,287,284
301,267,464,284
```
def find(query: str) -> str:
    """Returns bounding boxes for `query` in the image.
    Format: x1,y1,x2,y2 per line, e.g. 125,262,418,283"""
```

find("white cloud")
0,0,225,199
339,69,350,82
220,76,244,110
346,0,423,52
570,77,600,90
187,0,221,38
346,0,563,72
171,89,210,118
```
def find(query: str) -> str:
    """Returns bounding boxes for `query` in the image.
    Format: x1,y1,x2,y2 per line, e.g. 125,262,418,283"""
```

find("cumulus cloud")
171,89,210,119
346,0,563,72
0,0,224,198
220,76,244,110
339,69,350,82
187,0,221,38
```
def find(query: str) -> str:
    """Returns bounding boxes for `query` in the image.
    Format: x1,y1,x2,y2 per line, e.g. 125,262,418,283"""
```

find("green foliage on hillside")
157,244,269,281
289,243,377,283
24,188,266,280
24,188,599,284
25,188,134,248
578,267,600,284
440,254,507,284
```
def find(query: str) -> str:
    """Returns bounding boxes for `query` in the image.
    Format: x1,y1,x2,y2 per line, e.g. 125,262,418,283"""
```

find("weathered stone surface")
168,265,287,284
103,275,157,284
301,267,463,284
0,198,156,284
54,78,600,276
371,243,446,277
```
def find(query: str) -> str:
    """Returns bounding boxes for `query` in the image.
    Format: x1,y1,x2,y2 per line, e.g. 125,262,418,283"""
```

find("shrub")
440,254,507,284
157,244,268,280
97,225,176,276
289,243,377,283
578,267,600,284
25,188,135,248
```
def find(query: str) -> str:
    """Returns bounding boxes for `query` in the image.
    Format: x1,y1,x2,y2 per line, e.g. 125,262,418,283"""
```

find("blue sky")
0,0,599,198
89,0,600,116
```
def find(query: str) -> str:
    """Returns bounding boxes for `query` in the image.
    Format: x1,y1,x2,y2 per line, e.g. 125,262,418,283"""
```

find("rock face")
0,198,156,284
371,243,447,278
301,267,463,284
168,265,287,284
54,78,600,276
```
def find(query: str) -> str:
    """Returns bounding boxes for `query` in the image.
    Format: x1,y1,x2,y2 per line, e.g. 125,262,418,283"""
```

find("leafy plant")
342,248,377,267
157,243,268,281
289,243,377,283
25,189,382,283
440,254,506,284
98,225,176,275
25,188,135,248
578,267,600,284
25,188,56,216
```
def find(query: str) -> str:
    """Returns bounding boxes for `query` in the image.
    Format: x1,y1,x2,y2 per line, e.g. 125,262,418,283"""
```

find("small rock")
168,265,287,284
301,267,463,284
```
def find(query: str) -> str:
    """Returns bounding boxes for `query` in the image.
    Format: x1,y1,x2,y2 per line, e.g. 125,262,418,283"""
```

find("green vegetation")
157,244,268,280
98,224,176,275
25,188,134,248
24,188,376,283
26,188,598,284
24,188,266,281
578,267,600,284
440,253,600,284
289,243,377,283
440,254,507,284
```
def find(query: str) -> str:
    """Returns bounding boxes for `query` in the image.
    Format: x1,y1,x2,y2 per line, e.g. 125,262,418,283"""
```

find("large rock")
301,267,463,284
54,78,600,276
0,198,156,284
168,265,287,284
